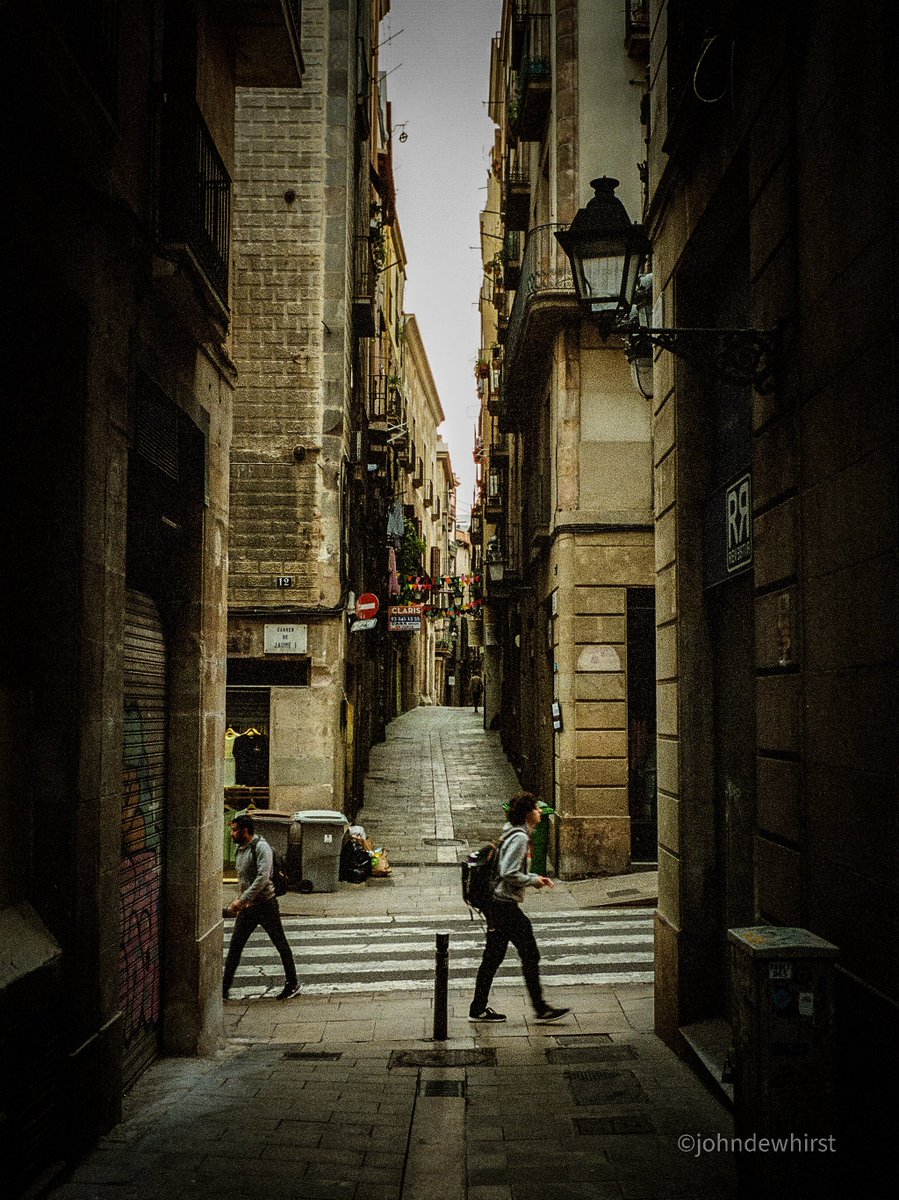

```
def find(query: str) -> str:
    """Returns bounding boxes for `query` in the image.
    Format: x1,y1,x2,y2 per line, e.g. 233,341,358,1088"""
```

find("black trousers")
222,898,296,994
470,899,546,1015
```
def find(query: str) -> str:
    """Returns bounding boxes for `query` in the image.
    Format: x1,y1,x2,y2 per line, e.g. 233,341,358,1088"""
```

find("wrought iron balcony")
352,236,376,336
503,229,522,289
503,150,530,229
368,374,389,422
159,97,231,304
512,12,551,140
501,223,576,427
625,0,650,58
505,223,573,359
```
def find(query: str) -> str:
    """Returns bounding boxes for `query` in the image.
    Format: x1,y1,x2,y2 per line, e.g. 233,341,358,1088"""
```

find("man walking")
469,672,483,713
222,814,299,1000
469,793,570,1024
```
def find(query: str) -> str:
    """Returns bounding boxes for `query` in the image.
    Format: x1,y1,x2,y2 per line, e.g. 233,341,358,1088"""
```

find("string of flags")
412,599,485,616
397,572,484,615
401,574,482,589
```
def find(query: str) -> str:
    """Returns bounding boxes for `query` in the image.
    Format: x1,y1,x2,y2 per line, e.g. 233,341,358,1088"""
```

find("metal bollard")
433,932,449,1041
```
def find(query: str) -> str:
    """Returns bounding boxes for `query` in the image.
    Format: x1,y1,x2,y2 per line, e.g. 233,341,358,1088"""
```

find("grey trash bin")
293,809,349,892
247,810,296,887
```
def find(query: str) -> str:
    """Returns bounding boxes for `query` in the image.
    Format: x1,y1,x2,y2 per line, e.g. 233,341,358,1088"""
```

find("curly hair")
506,792,538,826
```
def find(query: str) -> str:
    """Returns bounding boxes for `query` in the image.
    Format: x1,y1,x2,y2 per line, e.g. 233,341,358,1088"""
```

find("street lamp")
555,177,778,394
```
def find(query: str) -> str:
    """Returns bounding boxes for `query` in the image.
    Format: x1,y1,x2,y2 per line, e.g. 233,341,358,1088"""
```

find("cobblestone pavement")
47,706,736,1199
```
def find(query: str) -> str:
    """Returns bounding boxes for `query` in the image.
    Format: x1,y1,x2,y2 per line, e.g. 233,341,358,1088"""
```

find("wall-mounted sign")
551,700,563,732
704,470,753,588
388,605,422,632
356,592,380,619
274,576,293,588
264,624,308,654
350,618,377,633
576,645,621,672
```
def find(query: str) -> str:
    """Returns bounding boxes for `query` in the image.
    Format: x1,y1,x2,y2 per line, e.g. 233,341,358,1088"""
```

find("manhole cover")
547,1045,637,1065
421,1080,466,1097
389,1048,496,1069
282,1050,343,1061
553,1034,612,1046
565,1069,648,1106
574,1113,655,1135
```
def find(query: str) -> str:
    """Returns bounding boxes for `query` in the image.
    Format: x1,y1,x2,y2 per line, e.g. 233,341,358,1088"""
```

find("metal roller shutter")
120,589,167,1091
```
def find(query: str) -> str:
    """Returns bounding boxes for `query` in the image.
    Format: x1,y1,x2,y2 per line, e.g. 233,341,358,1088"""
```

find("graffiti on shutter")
120,590,167,1090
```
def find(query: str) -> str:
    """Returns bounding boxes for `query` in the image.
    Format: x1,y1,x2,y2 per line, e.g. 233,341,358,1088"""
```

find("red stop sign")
356,592,380,620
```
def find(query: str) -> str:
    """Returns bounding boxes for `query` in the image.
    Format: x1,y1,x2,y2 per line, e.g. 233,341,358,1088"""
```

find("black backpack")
462,837,503,914
271,850,289,896
253,839,289,897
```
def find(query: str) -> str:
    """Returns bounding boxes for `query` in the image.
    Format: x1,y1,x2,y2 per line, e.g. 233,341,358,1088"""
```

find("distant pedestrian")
222,814,299,1000
469,793,570,1024
469,672,483,713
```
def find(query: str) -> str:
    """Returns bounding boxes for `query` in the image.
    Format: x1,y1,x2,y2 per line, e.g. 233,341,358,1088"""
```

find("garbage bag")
340,837,372,883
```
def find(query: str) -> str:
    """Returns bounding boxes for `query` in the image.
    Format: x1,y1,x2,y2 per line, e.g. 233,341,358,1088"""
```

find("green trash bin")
502,800,555,875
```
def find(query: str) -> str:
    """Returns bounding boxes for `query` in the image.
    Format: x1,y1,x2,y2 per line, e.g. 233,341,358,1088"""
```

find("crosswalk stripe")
224,909,655,996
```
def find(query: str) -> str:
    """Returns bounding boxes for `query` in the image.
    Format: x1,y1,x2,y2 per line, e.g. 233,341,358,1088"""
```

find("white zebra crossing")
224,908,654,996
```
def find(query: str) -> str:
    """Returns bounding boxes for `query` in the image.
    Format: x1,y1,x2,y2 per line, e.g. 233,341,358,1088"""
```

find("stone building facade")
644,0,896,1187
227,0,369,815
227,1,452,819
479,0,656,876
0,1,303,1191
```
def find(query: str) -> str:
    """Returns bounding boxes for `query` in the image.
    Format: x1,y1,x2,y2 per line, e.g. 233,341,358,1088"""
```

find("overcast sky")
380,0,502,522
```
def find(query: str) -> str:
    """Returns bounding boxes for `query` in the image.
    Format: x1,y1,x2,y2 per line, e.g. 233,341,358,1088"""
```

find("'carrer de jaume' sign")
264,624,308,654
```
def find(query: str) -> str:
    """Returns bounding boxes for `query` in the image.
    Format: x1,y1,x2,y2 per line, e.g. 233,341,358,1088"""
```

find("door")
627,587,658,863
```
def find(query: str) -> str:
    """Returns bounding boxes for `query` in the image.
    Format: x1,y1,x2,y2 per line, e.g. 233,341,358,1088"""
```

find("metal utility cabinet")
728,926,839,1197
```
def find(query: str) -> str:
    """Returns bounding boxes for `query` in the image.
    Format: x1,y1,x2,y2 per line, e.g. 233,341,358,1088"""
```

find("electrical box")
728,925,839,1196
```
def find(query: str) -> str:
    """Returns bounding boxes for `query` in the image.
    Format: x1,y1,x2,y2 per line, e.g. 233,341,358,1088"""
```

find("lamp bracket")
622,322,779,394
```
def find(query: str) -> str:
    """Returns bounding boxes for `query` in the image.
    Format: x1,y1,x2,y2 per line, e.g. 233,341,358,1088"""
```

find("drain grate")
565,1068,649,1106
546,1045,637,1066
574,1113,655,1135
282,1050,343,1061
390,1048,496,1069
421,1080,466,1098
421,837,464,846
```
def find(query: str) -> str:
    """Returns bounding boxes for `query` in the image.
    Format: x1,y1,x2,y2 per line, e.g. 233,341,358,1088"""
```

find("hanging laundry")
386,500,404,540
388,546,400,597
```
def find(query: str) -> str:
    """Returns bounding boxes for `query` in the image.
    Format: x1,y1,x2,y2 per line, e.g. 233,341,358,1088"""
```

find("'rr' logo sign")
726,473,752,572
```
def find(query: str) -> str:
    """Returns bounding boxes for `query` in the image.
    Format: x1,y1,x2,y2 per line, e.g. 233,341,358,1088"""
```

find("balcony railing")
503,147,530,229
625,0,650,57
503,229,522,289
513,13,551,139
368,374,389,421
352,236,376,336
505,223,573,365
159,97,231,303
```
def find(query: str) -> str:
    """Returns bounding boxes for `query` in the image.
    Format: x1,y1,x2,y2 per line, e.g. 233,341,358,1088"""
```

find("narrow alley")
46,709,736,1200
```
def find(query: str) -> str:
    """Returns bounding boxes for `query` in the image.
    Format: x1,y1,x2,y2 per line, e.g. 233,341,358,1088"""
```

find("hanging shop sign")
388,604,423,632
264,624,308,654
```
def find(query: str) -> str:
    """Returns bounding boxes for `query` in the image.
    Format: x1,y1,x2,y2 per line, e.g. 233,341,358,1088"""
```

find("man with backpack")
468,793,570,1024
222,814,300,1001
